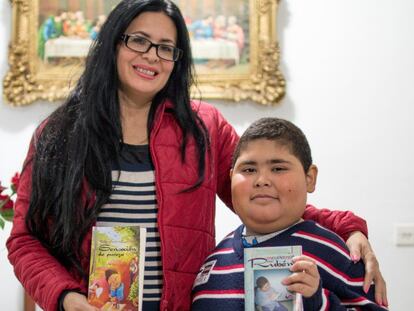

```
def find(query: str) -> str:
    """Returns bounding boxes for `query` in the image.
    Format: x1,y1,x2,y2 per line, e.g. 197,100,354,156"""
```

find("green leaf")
0,217,4,230
0,209,13,222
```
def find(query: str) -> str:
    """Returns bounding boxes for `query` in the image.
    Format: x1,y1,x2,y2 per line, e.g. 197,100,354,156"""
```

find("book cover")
244,245,303,311
88,226,146,311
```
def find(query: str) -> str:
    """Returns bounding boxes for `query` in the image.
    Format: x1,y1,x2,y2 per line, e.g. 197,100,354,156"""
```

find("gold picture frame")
3,0,285,106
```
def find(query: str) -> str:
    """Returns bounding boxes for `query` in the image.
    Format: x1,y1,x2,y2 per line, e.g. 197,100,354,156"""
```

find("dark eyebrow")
238,160,257,166
268,159,290,164
129,31,176,45
238,159,291,166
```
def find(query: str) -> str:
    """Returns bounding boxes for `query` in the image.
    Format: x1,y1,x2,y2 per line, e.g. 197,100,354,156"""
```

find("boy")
105,269,124,308
255,276,288,311
191,118,387,310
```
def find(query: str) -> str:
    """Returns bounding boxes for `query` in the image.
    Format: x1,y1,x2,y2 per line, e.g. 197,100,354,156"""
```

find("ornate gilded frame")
3,0,285,106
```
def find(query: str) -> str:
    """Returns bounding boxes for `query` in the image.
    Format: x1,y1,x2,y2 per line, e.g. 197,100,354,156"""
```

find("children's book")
244,245,303,311
88,226,146,311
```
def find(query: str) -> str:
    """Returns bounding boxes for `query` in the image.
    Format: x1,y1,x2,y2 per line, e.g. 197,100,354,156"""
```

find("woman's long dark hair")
26,0,209,279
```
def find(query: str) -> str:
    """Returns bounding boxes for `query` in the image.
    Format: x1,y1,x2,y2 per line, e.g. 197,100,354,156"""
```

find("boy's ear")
229,168,234,180
306,164,318,193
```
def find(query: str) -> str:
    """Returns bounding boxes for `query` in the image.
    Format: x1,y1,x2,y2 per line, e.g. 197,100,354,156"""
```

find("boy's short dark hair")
105,269,117,281
232,117,312,172
256,276,269,289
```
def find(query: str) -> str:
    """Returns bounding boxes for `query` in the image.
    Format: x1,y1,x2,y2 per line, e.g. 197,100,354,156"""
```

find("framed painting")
3,0,285,106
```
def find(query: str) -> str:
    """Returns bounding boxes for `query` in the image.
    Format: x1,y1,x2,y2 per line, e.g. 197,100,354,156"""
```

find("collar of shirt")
241,220,303,247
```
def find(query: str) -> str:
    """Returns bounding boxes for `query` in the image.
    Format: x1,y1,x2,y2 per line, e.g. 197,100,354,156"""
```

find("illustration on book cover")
88,226,146,311
244,245,303,311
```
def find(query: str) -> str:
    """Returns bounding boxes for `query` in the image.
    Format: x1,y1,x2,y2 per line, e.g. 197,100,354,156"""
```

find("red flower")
0,194,14,210
0,173,20,229
11,172,20,193
0,173,18,226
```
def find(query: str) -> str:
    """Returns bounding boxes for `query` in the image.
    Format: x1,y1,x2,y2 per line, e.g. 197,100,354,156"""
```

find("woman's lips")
133,64,158,80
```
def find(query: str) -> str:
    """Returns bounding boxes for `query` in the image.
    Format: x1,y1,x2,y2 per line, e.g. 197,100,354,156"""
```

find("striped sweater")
97,143,161,310
191,220,387,311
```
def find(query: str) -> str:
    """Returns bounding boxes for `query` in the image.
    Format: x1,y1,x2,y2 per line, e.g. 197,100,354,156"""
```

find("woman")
7,1,386,311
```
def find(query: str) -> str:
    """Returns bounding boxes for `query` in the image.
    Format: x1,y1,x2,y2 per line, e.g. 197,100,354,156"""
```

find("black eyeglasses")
121,34,183,62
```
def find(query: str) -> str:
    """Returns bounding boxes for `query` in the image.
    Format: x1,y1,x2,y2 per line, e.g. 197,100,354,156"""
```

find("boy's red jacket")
7,100,367,311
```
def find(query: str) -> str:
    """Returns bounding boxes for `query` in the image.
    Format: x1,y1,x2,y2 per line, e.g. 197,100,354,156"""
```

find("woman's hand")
63,292,99,311
282,255,320,298
346,231,388,306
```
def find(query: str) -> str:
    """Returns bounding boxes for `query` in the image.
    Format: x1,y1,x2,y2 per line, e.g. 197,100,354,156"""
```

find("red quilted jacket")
7,100,367,311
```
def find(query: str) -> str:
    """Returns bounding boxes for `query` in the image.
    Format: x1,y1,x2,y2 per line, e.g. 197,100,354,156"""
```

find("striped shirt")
97,143,161,310
192,220,387,311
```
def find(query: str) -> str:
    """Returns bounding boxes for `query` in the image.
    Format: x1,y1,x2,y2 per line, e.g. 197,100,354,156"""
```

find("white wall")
1,0,413,310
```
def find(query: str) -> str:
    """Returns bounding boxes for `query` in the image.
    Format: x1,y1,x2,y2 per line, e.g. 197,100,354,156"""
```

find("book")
88,226,146,311
244,245,303,311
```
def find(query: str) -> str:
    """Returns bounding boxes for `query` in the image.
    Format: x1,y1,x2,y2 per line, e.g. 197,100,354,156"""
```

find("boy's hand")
346,231,388,306
63,292,99,311
282,255,320,298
